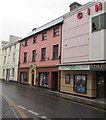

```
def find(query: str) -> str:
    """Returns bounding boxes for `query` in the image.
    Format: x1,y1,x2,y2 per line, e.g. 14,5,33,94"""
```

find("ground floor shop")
59,63,105,98
18,64,60,91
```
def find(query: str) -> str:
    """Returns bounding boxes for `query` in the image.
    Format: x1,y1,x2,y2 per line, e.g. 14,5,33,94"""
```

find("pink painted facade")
19,25,62,68
62,1,105,63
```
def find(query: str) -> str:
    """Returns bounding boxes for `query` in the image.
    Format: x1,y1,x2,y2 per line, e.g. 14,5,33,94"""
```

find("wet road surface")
1,81,105,119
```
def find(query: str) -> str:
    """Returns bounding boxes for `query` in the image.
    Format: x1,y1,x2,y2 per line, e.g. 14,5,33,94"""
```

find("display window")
65,74,70,84
74,75,87,94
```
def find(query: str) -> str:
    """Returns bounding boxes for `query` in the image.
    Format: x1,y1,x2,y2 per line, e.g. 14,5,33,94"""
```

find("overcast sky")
0,0,91,43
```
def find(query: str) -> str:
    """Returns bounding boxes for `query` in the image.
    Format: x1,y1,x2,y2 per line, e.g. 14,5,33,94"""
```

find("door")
6,69,10,81
52,72,58,91
97,71,105,98
32,73,34,86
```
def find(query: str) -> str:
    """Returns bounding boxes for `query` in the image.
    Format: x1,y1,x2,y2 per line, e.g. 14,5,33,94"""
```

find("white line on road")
41,116,47,118
28,110,39,115
18,105,26,110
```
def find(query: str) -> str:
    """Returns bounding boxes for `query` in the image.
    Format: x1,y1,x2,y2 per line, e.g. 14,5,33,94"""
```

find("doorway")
97,71,105,98
52,72,58,91
31,70,35,86
6,69,10,81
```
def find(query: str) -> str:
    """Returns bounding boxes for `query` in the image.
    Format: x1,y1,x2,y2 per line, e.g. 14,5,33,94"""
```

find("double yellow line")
0,92,29,120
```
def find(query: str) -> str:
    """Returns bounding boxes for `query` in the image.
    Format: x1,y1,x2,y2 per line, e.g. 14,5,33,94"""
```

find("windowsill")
32,60,36,62
40,59,46,61
53,35,59,37
51,58,59,60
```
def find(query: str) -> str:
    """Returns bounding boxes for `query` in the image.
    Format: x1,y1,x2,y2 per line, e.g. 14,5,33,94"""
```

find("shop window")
33,36,37,43
53,45,59,59
41,48,46,60
65,74,70,84
24,52,27,63
74,75,87,94
42,32,47,40
20,72,28,84
92,13,106,32
12,68,15,77
3,69,5,76
40,72,49,87
32,50,36,62
53,27,59,36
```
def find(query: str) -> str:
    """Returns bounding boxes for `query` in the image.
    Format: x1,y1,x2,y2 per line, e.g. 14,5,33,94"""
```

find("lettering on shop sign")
77,3,102,19
90,64,106,71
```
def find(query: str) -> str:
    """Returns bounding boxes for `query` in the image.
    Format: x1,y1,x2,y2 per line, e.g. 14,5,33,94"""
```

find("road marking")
18,105,26,110
0,92,28,119
28,110,39,115
41,116,47,118
32,90,106,113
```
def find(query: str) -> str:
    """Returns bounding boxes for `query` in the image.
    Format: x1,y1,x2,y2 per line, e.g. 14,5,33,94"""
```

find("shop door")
6,69,10,81
97,72,105,98
32,73,34,86
52,72,58,91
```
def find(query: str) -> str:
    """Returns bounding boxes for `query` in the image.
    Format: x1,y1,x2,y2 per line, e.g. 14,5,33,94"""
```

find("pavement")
5,81,105,111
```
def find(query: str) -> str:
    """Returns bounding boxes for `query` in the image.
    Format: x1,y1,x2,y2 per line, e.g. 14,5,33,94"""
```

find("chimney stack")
69,2,82,12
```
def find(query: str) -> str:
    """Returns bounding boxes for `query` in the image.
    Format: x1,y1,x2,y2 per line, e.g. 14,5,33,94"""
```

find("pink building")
18,17,63,91
59,0,106,98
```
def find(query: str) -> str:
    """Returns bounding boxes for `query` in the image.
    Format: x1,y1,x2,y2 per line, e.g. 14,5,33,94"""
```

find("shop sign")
77,3,102,19
90,64,106,71
59,65,90,71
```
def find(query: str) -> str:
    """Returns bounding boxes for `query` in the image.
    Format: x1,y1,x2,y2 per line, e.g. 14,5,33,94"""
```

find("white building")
1,35,21,82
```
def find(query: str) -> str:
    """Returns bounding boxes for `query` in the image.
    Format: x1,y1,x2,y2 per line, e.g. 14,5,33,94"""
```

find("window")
53,45,59,59
53,27,59,36
65,74,70,84
74,75,87,94
42,32,47,40
13,53,15,62
33,36,37,43
25,40,28,46
3,69,5,76
14,45,16,49
12,68,15,77
41,48,46,60
24,52,27,63
21,72,28,84
9,47,11,51
92,13,106,32
4,56,6,64
32,50,36,61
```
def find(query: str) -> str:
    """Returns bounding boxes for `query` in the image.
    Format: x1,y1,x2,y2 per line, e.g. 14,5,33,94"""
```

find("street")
1,80,105,119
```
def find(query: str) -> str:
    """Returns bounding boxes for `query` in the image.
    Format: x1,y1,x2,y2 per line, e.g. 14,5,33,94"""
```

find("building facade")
18,17,63,91
1,35,21,82
59,0,106,98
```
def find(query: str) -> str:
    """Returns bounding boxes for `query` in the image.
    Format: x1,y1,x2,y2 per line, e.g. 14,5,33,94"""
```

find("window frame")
53,45,59,59
33,36,37,44
25,40,28,46
42,32,47,40
32,50,36,62
53,27,59,37
24,52,27,63
41,48,46,60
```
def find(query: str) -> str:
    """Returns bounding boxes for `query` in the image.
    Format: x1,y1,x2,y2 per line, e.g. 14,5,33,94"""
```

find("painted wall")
62,0,105,64
19,24,62,68
0,47,2,79
2,42,20,81
60,71,96,98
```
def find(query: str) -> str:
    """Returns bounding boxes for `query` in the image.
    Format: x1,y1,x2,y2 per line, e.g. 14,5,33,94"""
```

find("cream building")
1,35,21,82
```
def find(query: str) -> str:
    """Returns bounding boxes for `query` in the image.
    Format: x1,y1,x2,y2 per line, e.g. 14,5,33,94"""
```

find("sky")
0,0,91,43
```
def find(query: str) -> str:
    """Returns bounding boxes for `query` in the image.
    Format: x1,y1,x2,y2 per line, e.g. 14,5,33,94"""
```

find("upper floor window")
53,45,59,59
24,52,27,63
25,40,28,46
14,45,16,49
92,13,106,32
4,56,6,64
33,36,37,43
53,27,59,36
41,48,46,60
32,50,36,62
42,32,47,40
13,53,15,63
9,47,11,51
